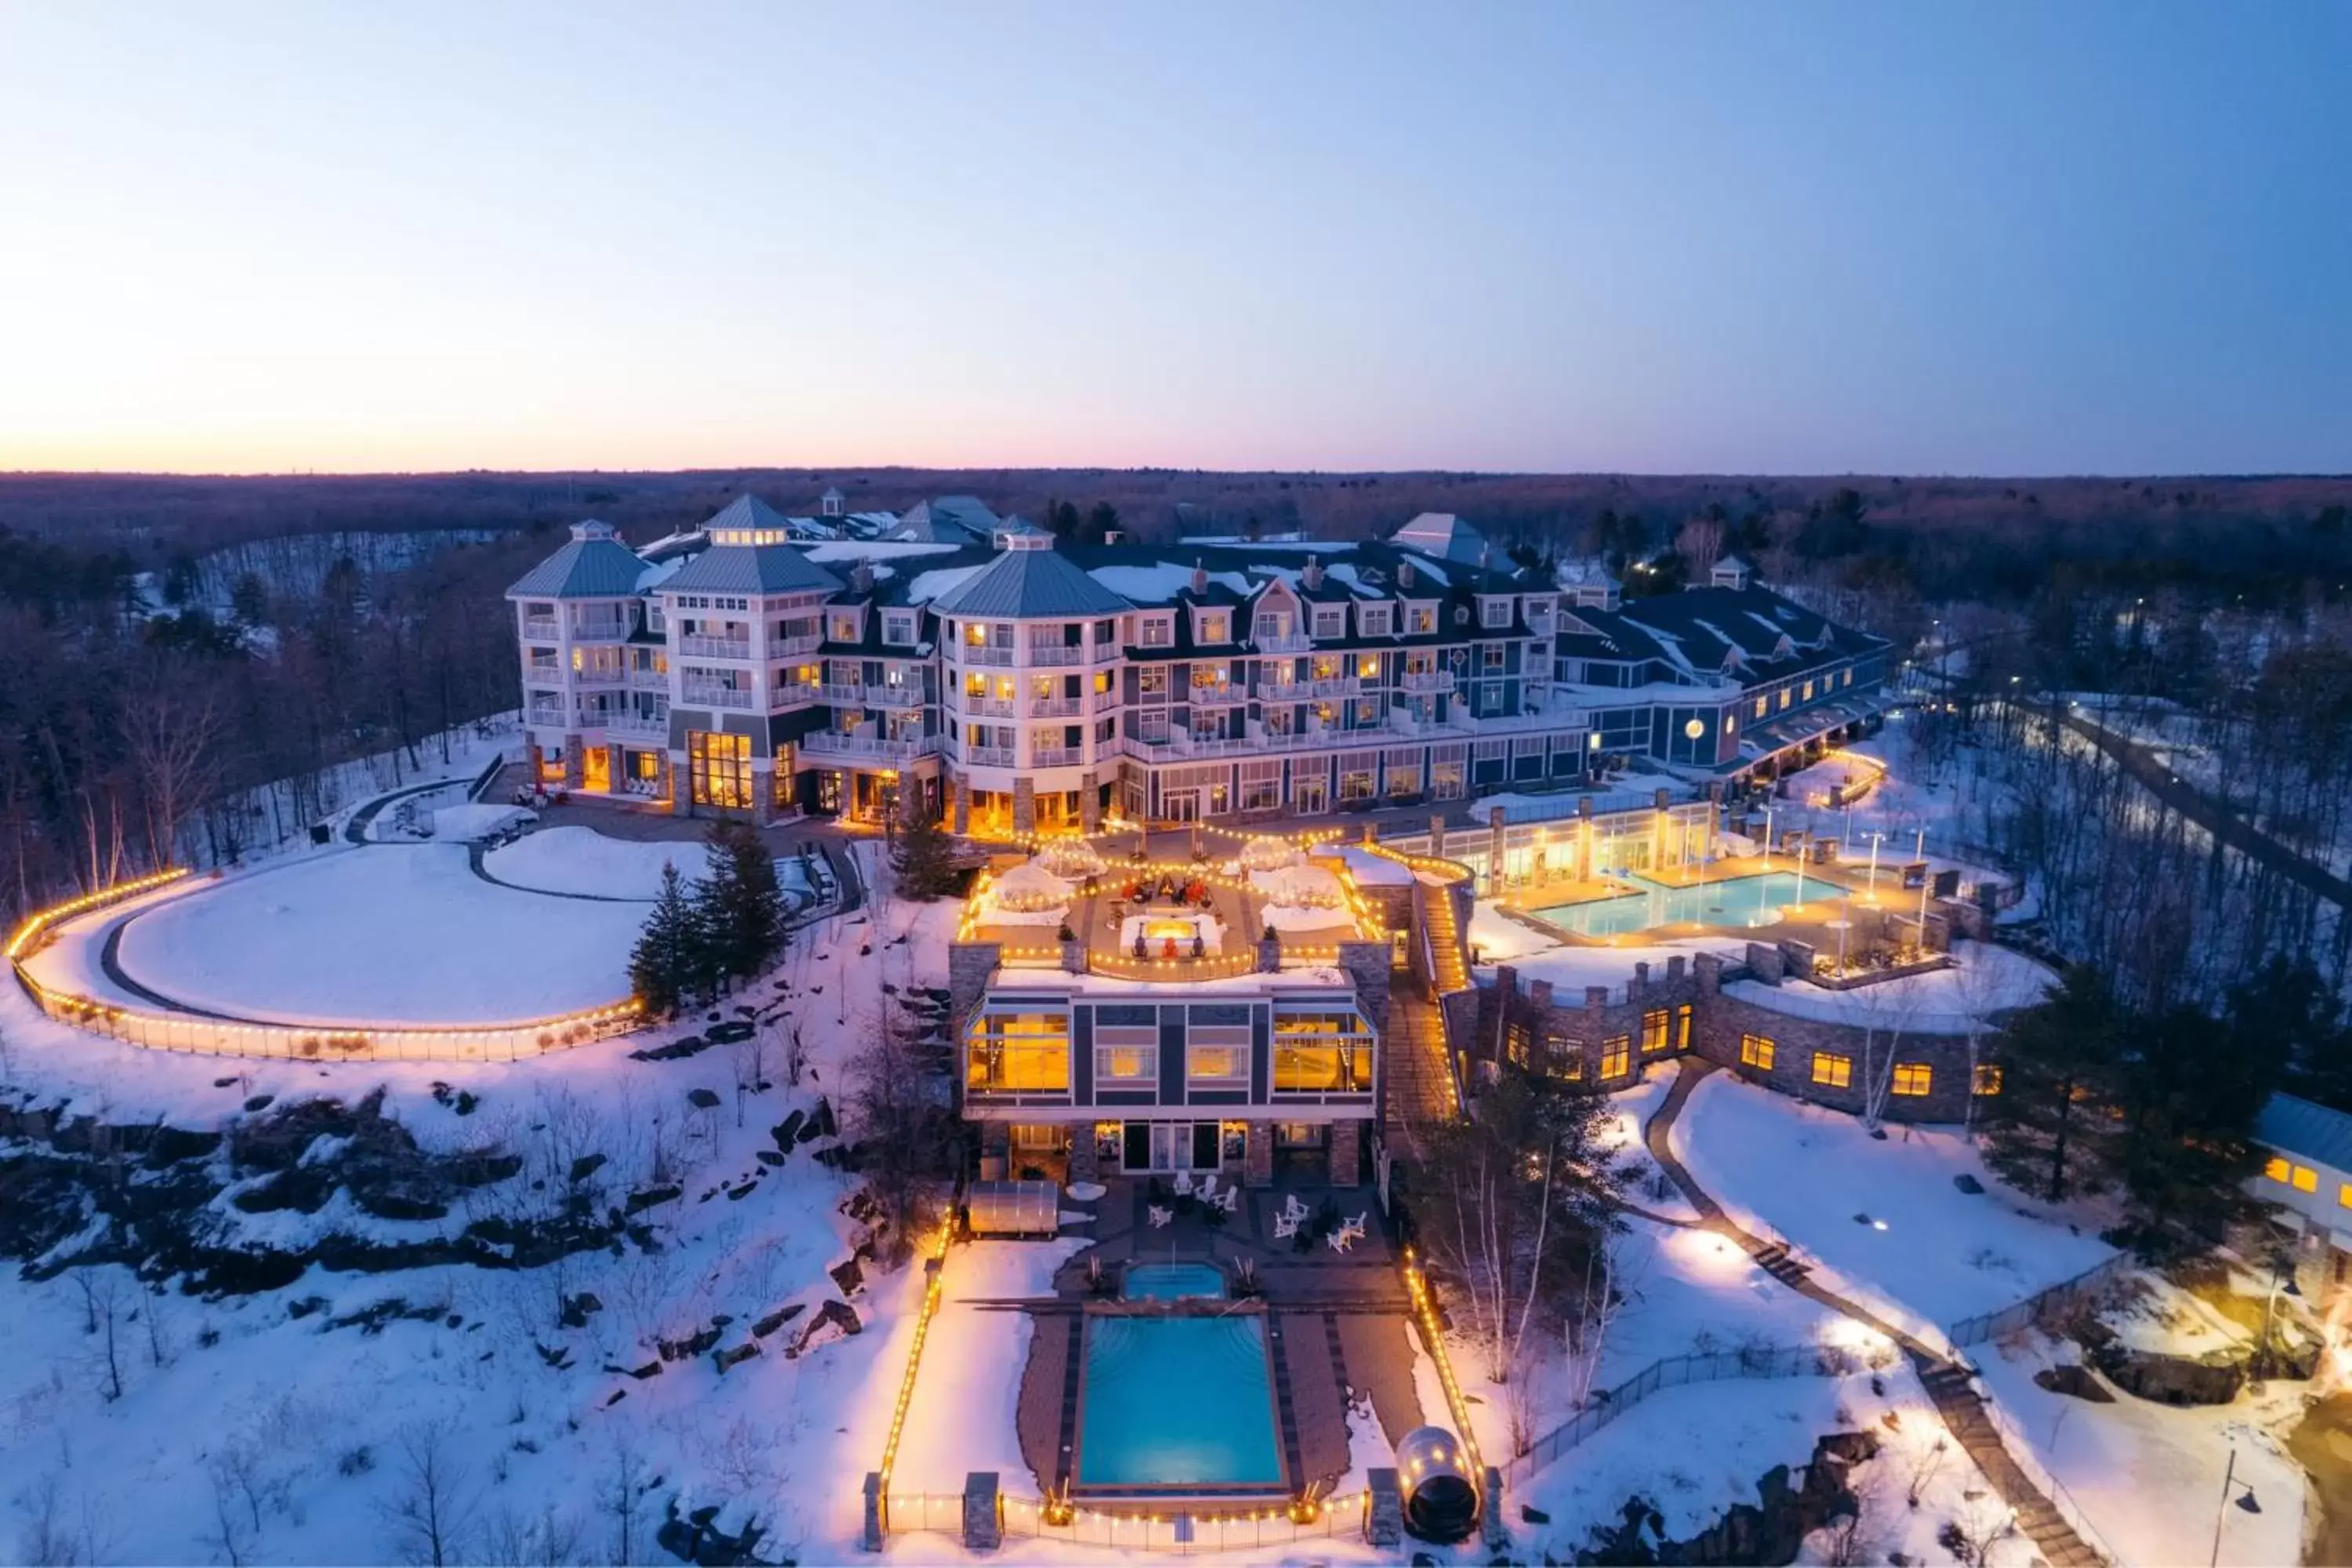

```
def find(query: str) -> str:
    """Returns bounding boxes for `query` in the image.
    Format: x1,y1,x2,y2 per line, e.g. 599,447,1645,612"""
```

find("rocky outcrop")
1573,1431,1878,1566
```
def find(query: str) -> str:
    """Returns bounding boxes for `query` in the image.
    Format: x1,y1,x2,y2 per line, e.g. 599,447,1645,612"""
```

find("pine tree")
1978,966,2127,1203
891,804,959,901
693,819,787,984
630,862,706,1017
2113,1002,2281,1257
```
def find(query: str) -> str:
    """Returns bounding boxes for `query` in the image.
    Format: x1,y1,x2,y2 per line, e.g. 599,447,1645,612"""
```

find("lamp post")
2259,1256,2302,1378
2208,1445,2260,1566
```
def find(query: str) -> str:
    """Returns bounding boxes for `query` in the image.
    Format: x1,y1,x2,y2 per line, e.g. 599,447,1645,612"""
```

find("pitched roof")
506,525,652,598
2259,1092,2352,1174
889,495,999,544
659,544,843,596
702,494,797,535
929,546,1134,619
1389,511,1488,562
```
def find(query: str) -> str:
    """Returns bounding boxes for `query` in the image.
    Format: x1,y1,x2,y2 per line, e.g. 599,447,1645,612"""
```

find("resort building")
506,498,1891,830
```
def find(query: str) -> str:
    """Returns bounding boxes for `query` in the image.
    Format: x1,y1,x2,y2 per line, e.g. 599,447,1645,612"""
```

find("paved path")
1642,1060,2103,1566
2057,706,2352,910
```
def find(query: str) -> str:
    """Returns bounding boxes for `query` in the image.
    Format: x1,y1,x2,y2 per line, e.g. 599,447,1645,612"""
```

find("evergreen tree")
629,862,707,1016
890,804,959,901
1083,501,1120,545
2113,1002,2282,1257
693,819,787,983
1979,966,2127,1203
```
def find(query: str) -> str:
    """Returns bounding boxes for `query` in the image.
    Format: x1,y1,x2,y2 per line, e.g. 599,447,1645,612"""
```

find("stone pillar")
1527,979,1553,1013
1481,1466,1508,1554
1069,1130,1099,1184
561,735,585,789
1329,1120,1363,1186
1665,956,1686,984
960,1473,1000,1552
1080,771,1102,832
1631,961,1650,1001
1428,815,1446,860
1012,779,1036,837
1367,1469,1403,1548
1744,941,1785,985
1244,1121,1275,1188
1059,937,1084,974
751,764,776,826
1258,935,1282,973
861,1473,884,1552
1694,952,1722,996
1486,807,1506,894
953,781,971,835
654,751,677,811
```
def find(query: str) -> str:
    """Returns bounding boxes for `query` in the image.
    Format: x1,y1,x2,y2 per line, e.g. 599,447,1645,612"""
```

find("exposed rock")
783,1298,861,1359
2034,1363,2115,1403
713,1342,761,1374
1573,1430,1877,1565
751,1302,806,1339
658,1322,726,1362
688,1088,724,1111
828,1255,865,1298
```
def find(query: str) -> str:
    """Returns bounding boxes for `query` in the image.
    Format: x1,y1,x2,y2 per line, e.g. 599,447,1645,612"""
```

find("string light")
876,1221,956,1496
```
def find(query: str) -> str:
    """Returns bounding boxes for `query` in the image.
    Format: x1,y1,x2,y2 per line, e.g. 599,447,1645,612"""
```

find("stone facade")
1330,1119,1364,1185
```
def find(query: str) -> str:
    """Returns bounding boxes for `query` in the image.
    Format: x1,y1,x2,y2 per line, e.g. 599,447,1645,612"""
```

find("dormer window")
1359,604,1392,637
1139,615,1173,648
1408,604,1436,635
1312,607,1344,638
1196,611,1230,643
828,612,861,643
884,612,917,646
1480,598,1512,628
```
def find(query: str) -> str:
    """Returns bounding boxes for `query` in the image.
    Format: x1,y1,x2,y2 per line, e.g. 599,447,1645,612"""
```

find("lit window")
2296,1165,2320,1193
1198,612,1229,643
1740,1033,1775,1070
1188,1044,1246,1081
687,730,752,809
966,622,987,645
1675,1004,1692,1051
1599,1036,1631,1080
1892,1063,1933,1097
1358,654,1381,681
1641,1010,1670,1054
1545,1035,1583,1080
2339,1182,2352,1210
1973,1065,2003,1096
965,1013,1071,1093
1753,695,1768,718
1811,1052,1853,1089
1094,1045,1156,1082
2267,1156,2291,1182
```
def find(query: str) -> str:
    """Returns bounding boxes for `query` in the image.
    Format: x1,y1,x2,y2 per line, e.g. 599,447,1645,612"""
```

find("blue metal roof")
2258,1092,2352,1173
506,528,651,598
661,545,842,595
928,546,1134,619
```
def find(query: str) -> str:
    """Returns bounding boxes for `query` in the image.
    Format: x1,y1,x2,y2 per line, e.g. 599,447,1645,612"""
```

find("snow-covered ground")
1973,1331,2308,1568
1724,939,2056,1034
1671,1073,2115,1349
108,847,646,1025
483,826,720,900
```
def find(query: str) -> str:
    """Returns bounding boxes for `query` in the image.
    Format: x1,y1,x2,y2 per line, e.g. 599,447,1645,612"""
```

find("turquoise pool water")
1533,871,1817,938
1076,1315,1283,1489
1123,1262,1227,1301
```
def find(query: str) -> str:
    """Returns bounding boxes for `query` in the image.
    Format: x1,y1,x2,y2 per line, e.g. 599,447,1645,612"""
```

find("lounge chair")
1272,1212,1298,1241
1172,1171,1194,1198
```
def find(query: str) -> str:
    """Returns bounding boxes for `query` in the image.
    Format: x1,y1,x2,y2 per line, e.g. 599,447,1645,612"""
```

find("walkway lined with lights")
1642,1061,2103,1567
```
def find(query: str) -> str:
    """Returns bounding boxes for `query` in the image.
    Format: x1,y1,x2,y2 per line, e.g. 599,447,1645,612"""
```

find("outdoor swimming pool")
1533,870,1819,938
1076,1314,1284,1490
1123,1261,1229,1301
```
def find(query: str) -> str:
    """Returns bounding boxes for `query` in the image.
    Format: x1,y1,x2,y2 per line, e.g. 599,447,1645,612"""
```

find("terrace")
954,824,1386,978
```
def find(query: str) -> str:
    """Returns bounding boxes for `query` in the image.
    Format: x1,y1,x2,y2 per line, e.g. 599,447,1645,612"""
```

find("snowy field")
111,846,644,1025
483,826,720,900
1671,1073,2115,1348
0,841,987,1566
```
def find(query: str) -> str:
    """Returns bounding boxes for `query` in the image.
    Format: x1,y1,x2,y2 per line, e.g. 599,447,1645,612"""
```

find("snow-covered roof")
2258,1093,2352,1174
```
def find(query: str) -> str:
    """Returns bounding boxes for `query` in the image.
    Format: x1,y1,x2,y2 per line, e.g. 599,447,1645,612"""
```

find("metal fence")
1946,1253,2133,1348
1506,1342,1877,1482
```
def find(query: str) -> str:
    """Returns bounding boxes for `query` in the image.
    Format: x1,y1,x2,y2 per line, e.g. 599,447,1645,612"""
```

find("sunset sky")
2,2,2346,476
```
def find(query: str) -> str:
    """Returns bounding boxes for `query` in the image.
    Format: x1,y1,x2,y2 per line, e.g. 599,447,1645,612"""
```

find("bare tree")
378,1418,474,1568
844,1001,952,1267
70,1272,126,1402
597,1438,649,1568
119,670,223,869
201,1463,256,1568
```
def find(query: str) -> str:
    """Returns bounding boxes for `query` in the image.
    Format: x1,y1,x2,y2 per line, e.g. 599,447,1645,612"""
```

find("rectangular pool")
1076,1315,1284,1490
1123,1261,1227,1301
1533,871,1817,938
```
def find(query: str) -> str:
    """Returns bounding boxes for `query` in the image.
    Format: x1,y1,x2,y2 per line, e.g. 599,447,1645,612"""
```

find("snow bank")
482,826,717,898
426,803,532,841
1724,941,2056,1034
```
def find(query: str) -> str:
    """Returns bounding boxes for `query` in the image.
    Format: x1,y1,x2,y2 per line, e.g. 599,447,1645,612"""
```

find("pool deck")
1498,852,1911,951
1006,1174,1428,1504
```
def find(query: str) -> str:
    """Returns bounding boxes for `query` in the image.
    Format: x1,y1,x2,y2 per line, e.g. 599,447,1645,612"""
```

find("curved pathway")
1642,1060,2102,1567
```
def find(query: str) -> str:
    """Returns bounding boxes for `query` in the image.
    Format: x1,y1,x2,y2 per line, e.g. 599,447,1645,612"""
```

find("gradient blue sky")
2,2,2346,475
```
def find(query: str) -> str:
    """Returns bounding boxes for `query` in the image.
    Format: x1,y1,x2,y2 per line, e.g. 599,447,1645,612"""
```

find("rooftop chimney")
1302,555,1324,590
1192,559,1208,596
1398,559,1416,590
850,557,875,594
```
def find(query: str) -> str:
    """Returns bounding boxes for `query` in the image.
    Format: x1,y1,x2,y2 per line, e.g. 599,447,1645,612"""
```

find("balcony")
804,731,925,762
1188,684,1247,708
1026,644,1086,667
524,665,564,688
966,745,1017,768
521,616,561,641
960,644,1018,666
571,619,630,643
680,684,754,711
1253,630,1314,655
626,665,669,689
1031,746,1084,768
869,683,924,708
679,635,751,660
1265,676,1359,702
818,682,868,705
962,694,1017,717
772,633,824,656
1401,670,1456,695
608,710,670,739
526,706,564,728
1091,685,1122,713
1029,695,1083,719
572,665,627,687
768,684,821,713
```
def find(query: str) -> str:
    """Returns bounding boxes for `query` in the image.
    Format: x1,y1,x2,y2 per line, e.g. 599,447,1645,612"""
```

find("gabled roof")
659,544,843,596
929,546,1134,619
2259,1092,2352,1174
506,524,651,599
890,495,999,544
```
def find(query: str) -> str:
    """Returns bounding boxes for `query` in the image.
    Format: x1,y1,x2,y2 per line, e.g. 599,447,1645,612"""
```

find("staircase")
1385,990,1461,1156
1913,1358,2104,1567
1749,1242,1811,1287
1419,877,1472,993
